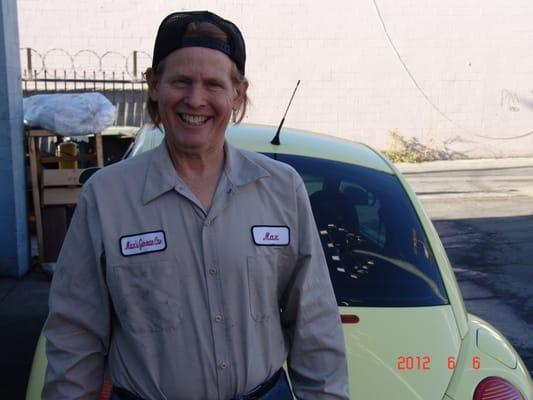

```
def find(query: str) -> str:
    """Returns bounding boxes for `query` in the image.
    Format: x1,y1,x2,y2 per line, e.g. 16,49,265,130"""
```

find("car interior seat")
309,180,359,235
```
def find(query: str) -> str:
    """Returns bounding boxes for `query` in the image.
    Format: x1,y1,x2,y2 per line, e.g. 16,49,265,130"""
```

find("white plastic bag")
23,92,116,136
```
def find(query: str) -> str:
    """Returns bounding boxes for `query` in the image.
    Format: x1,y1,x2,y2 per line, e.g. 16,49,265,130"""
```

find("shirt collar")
142,141,179,205
142,140,270,205
223,141,270,188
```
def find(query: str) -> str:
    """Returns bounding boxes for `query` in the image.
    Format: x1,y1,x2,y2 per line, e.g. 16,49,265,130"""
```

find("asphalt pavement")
1,157,532,399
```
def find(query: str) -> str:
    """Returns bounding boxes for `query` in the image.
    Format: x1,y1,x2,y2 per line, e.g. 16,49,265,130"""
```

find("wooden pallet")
27,129,103,262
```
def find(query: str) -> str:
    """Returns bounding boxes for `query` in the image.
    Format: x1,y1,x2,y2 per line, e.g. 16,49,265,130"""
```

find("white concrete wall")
17,0,533,157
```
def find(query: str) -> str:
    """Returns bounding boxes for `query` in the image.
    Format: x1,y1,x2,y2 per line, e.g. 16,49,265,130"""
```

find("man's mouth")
179,113,210,126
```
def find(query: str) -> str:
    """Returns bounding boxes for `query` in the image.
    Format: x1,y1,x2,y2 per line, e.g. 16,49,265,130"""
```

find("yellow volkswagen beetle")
26,124,532,400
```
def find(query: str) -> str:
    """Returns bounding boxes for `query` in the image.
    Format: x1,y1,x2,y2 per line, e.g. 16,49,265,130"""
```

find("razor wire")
20,47,152,80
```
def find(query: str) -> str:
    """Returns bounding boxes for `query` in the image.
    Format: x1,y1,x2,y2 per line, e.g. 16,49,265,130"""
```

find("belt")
232,369,284,400
111,387,144,400
111,368,287,400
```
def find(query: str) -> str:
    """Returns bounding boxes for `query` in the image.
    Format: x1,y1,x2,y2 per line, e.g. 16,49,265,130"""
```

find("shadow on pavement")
0,267,50,399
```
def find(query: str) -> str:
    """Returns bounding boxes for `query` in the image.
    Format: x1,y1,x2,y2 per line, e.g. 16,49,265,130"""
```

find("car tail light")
473,377,523,400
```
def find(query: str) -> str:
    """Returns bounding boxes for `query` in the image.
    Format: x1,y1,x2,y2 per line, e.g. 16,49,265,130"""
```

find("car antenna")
271,80,301,145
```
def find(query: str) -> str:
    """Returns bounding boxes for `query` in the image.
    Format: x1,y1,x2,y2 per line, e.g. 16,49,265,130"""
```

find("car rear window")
265,153,449,307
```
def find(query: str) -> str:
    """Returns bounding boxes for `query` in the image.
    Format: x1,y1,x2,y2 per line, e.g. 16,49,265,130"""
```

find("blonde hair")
145,21,249,127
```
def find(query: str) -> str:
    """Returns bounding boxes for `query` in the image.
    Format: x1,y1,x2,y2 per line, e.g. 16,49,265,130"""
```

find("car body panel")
444,316,533,400
25,334,46,400
341,306,460,399
477,328,517,369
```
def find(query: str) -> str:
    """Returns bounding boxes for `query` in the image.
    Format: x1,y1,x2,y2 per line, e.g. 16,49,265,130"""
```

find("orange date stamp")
396,355,481,370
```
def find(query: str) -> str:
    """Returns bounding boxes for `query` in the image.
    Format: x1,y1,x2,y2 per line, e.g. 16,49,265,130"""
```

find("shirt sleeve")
42,184,110,400
281,179,350,400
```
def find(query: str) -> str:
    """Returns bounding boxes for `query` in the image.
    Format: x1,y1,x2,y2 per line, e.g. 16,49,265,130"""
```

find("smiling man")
42,11,349,400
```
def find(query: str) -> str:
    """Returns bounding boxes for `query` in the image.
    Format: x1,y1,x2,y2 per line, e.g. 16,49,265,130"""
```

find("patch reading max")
251,226,290,246
120,230,167,257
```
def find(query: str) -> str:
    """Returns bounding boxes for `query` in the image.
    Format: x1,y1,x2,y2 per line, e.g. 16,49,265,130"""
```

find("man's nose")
184,84,207,108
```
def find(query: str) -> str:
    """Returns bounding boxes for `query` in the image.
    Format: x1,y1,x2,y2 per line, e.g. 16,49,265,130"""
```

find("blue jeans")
256,370,293,399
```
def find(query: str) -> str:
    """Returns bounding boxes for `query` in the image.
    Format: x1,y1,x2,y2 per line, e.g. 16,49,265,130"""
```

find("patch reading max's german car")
120,230,167,257
251,226,290,246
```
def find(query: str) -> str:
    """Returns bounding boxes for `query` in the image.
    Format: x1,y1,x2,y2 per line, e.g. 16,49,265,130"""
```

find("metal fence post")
133,50,137,79
26,48,32,78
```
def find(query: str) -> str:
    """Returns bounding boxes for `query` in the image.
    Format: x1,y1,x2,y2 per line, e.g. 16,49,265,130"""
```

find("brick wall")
17,0,533,157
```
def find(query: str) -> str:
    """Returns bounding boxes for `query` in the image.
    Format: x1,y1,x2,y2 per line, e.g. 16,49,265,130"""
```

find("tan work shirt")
43,141,349,400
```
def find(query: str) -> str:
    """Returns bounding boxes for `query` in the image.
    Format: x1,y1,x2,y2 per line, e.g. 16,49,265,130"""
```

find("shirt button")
214,314,224,323
219,361,228,369
209,267,217,275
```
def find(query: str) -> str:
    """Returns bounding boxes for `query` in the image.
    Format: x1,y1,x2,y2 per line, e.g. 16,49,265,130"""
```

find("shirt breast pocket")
246,254,282,322
109,260,182,334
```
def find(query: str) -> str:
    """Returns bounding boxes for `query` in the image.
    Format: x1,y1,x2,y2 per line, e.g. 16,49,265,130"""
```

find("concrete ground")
1,157,532,399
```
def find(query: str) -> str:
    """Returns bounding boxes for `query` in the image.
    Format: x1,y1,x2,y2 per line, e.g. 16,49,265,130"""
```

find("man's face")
149,47,243,155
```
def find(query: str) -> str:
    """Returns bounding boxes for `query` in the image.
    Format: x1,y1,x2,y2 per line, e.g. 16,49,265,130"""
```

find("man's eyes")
168,78,226,89
206,80,226,89
171,78,189,86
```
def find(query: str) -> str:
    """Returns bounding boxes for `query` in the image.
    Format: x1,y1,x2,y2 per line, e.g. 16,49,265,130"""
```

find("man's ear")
233,80,249,109
145,68,159,102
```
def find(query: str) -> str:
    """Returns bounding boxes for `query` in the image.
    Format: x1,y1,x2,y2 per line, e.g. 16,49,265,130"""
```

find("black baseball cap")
152,11,246,75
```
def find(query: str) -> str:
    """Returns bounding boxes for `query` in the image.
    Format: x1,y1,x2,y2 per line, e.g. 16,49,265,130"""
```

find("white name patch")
251,226,290,246
120,231,167,257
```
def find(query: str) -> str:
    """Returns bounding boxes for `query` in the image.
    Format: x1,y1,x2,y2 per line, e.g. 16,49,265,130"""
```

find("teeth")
180,114,209,125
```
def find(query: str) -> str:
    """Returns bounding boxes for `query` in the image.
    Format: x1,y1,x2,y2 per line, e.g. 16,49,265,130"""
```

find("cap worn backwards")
152,10,246,75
